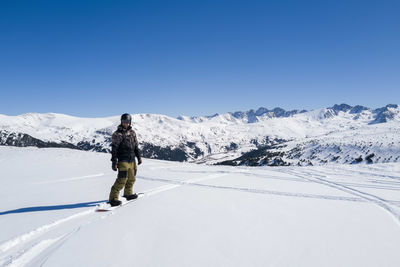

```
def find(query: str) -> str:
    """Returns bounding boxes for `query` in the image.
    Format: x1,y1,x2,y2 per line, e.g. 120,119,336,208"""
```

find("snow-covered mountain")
177,106,307,123
1,104,400,166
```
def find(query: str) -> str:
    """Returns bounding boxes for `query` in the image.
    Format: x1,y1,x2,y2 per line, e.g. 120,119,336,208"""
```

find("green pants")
109,161,137,201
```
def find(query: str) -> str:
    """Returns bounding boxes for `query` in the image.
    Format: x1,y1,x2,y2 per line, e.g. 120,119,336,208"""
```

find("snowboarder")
109,113,142,206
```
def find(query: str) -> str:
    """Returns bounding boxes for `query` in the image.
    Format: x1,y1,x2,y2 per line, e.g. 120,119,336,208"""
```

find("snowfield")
1,146,400,266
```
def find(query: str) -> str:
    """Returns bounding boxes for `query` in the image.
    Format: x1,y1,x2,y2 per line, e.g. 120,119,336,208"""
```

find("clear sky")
0,0,399,118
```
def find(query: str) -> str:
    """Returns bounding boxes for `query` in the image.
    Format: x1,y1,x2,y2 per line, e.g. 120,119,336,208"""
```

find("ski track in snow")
138,176,365,203
37,173,105,184
336,182,400,191
7,237,62,267
0,210,92,266
281,169,400,227
1,165,400,266
0,172,228,266
142,173,228,197
28,228,81,267
0,210,92,255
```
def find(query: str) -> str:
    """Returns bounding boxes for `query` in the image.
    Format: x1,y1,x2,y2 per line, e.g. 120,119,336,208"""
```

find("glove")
112,162,118,171
138,158,142,165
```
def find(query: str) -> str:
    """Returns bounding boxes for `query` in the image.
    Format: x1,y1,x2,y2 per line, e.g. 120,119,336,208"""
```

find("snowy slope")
0,147,400,266
222,120,400,166
0,104,400,165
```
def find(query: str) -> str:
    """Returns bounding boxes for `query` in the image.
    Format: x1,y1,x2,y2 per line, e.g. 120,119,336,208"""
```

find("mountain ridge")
1,103,399,166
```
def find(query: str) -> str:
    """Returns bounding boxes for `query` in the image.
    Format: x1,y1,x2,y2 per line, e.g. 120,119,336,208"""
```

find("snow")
1,105,399,164
0,146,400,266
277,121,400,165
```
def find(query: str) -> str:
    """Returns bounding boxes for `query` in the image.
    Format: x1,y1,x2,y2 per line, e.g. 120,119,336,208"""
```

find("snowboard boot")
109,199,122,207
123,193,138,201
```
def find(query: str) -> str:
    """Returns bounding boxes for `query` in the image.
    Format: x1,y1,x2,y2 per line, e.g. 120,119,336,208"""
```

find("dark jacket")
111,125,141,163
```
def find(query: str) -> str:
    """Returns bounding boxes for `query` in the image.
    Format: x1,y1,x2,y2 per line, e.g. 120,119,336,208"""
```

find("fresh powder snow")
0,146,399,266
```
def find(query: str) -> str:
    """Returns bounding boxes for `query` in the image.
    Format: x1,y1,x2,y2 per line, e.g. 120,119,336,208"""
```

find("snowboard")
96,193,144,212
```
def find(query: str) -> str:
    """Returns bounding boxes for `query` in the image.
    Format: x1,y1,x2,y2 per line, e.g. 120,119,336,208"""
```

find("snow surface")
1,146,400,266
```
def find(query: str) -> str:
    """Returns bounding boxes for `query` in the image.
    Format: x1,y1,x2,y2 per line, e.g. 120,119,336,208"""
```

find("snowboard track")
0,173,227,266
1,168,400,266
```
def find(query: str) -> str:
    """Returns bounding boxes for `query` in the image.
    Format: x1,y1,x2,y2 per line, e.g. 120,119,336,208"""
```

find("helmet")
121,113,132,125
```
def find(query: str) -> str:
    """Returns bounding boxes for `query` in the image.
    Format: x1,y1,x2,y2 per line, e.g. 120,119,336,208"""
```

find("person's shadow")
0,200,107,215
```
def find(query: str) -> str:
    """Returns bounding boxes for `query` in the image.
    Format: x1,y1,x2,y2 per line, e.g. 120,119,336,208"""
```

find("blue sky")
0,0,399,117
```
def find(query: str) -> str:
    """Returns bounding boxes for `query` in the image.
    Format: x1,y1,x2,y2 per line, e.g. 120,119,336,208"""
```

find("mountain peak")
330,103,353,112
370,104,400,124
228,106,307,123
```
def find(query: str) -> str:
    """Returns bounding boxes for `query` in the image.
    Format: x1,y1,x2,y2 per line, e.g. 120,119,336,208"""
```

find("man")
109,113,142,206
